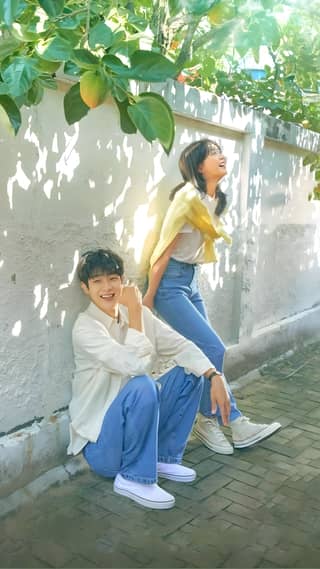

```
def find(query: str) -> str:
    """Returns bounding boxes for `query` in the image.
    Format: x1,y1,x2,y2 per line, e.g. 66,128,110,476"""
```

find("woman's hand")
142,292,154,310
210,374,230,426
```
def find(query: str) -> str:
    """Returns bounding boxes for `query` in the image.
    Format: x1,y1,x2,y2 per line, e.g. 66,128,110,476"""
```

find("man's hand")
142,292,154,310
210,375,230,426
119,284,142,310
119,284,143,332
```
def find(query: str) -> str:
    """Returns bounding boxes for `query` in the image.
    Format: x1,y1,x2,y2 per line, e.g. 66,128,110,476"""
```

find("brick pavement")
1,341,320,568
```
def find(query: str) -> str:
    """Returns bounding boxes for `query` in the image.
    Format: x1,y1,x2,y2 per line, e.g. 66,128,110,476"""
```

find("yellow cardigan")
150,183,232,268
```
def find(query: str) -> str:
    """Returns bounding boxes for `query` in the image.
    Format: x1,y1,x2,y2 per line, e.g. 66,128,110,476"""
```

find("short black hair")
77,248,124,286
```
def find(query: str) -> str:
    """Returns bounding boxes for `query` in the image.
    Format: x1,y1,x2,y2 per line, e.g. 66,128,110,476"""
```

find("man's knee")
128,374,159,403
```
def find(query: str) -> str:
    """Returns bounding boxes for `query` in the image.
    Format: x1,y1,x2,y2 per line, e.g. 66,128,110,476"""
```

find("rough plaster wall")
0,89,243,435
1,82,320,442
252,140,320,331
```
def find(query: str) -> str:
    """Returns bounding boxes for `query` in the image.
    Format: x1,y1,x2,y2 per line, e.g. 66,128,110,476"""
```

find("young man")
68,248,231,510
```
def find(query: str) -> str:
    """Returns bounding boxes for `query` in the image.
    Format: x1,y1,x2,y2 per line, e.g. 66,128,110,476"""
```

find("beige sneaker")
193,414,234,455
231,416,281,449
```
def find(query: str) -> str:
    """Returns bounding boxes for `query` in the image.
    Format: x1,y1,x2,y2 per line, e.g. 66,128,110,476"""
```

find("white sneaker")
113,474,175,509
231,416,281,449
157,462,196,482
193,414,234,455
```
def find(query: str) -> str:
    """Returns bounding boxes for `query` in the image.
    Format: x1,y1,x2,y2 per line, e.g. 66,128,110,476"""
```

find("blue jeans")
83,366,203,484
154,258,242,423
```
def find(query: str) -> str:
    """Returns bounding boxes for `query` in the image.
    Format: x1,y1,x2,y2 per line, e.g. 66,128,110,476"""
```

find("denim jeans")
154,258,242,423
83,366,203,484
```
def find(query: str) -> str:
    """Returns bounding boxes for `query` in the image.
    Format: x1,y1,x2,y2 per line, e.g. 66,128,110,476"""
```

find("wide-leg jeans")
83,366,203,484
154,258,242,423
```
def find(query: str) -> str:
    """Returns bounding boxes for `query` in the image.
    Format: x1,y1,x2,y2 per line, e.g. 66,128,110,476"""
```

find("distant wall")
1,79,319,497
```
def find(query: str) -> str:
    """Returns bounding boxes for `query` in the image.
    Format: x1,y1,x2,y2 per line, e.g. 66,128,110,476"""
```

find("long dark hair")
169,139,227,216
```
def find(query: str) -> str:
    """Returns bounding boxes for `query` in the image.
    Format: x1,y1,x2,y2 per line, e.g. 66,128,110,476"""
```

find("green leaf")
38,0,65,18
127,92,175,154
88,22,114,50
11,22,40,41
0,37,21,61
37,74,57,90
315,170,320,181
26,80,44,106
0,83,10,95
64,60,81,76
186,0,215,15
2,57,38,97
111,77,129,102
303,153,316,166
103,54,130,75
64,82,89,125
72,49,100,70
114,98,137,134
0,95,21,134
129,50,177,82
0,0,20,26
36,36,73,61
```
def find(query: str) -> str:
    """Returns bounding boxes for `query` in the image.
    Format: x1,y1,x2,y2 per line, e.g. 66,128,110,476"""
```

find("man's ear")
80,281,90,296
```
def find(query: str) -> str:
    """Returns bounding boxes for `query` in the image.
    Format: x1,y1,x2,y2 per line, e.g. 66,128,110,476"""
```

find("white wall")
1,79,319,496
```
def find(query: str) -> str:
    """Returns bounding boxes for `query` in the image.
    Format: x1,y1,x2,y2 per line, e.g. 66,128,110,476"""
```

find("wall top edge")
57,76,320,152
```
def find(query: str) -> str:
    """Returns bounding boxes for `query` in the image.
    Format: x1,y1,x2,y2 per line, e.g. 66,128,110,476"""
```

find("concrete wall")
1,79,320,497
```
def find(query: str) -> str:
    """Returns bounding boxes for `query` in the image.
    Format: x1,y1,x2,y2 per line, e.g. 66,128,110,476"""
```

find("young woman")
143,139,281,454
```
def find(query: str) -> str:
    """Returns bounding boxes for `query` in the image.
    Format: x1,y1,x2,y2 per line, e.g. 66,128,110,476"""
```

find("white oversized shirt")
68,302,212,455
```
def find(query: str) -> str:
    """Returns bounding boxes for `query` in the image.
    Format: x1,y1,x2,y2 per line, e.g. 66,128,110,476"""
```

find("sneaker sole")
193,426,234,455
114,485,175,509
233,422,282,449
158,472,196,483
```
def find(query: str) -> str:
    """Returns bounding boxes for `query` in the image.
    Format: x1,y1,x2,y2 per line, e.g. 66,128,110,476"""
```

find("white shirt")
172,194,219,264
68,302,212,455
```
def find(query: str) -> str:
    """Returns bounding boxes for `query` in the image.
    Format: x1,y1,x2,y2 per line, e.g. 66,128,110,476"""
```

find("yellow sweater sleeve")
150,184,232,268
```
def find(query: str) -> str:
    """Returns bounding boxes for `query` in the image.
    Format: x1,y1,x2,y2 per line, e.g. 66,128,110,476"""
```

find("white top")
172,194,219,264
68,302,212,455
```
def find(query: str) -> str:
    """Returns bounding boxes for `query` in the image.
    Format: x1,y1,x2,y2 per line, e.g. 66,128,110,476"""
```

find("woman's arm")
143,234,180,310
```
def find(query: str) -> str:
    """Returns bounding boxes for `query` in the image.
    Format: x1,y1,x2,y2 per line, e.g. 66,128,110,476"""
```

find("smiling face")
81,273,123,317
198,151,227,184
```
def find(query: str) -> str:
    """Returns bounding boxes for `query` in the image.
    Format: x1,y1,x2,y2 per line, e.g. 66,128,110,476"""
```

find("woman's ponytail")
215,186,227,216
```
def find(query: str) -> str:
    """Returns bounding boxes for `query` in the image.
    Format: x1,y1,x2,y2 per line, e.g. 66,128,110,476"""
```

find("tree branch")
175,16,201,70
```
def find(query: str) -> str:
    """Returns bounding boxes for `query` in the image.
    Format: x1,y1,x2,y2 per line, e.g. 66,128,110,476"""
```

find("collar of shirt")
86,302,129,330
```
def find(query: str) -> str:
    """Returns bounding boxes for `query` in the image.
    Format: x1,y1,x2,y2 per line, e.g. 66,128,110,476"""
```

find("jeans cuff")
158,455,181,464
120,472,156,485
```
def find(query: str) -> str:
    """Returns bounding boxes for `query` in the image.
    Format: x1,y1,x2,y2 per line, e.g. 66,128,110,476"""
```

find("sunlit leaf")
72,49,100,70
129,50,177,81
64,82,89,125
36,36,73,61
89,22,114,49
2,57,38,97
0,95,21,134
38,0,65,18
0,37,21,61
128,92,175,154
0,0,20,26
114,98,137,134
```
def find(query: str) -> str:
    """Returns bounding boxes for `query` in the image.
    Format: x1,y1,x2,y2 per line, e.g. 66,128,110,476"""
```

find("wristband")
207,370,222,382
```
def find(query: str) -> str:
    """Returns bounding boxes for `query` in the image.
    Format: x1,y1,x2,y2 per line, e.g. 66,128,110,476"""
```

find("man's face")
81,272,123,316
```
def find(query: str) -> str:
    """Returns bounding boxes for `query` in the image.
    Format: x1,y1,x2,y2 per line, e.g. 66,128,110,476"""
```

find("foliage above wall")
0,0,319,194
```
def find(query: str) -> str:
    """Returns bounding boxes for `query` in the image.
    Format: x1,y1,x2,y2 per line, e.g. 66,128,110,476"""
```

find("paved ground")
1,341,320,568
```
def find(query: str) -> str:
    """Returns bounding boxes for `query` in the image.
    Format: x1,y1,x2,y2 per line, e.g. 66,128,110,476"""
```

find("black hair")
77,248,124,286
169,139,227,216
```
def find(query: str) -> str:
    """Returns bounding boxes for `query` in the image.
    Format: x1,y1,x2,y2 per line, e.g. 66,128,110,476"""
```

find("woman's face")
198,148,227,182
